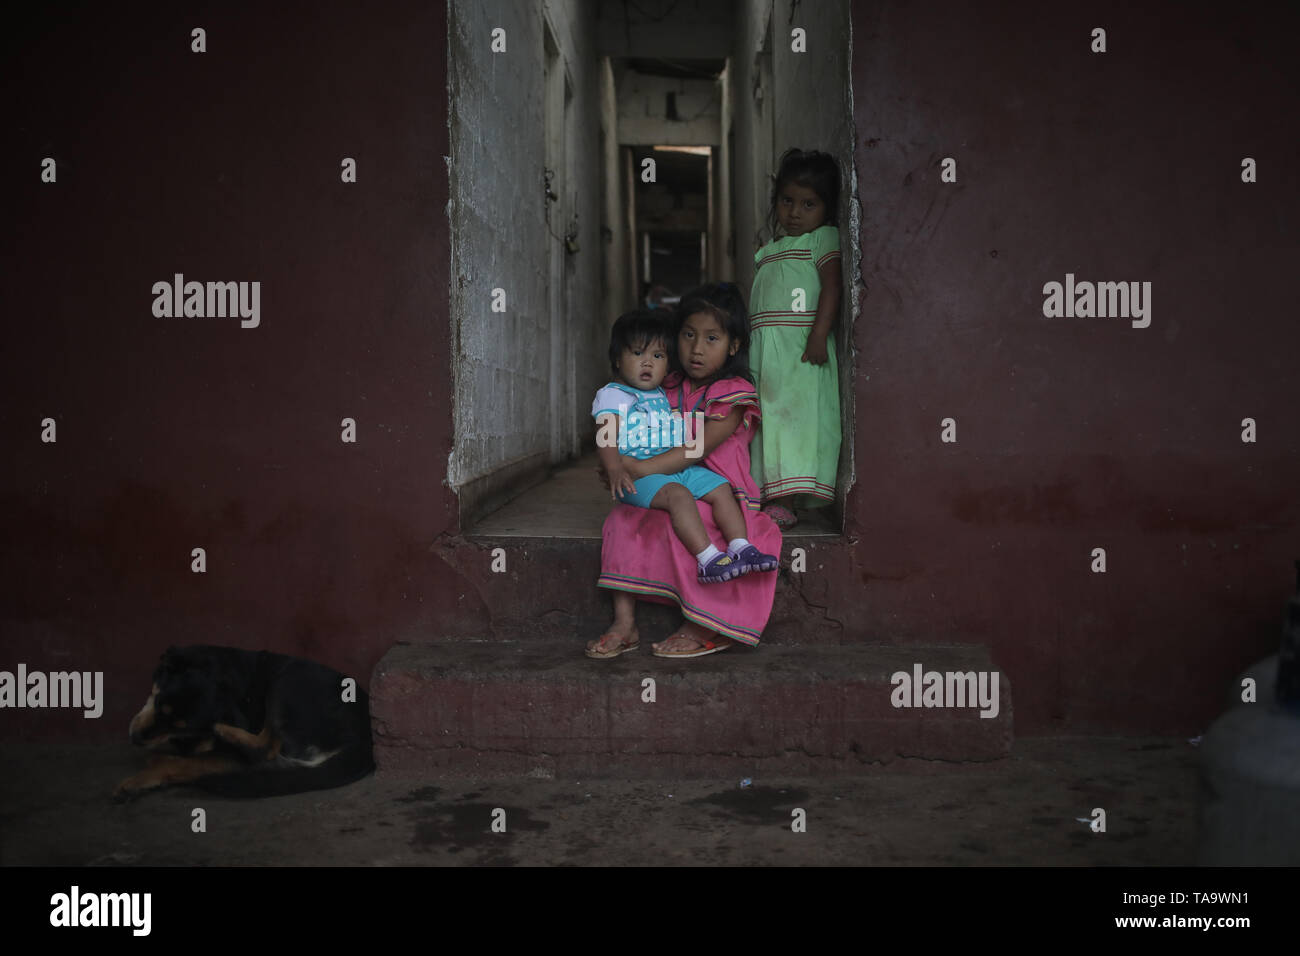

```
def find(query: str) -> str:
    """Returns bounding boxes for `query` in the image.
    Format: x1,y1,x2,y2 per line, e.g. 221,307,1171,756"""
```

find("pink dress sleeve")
701,375,760,435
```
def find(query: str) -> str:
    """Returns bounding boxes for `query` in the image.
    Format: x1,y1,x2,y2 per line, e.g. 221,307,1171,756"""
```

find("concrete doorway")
449,0,854,539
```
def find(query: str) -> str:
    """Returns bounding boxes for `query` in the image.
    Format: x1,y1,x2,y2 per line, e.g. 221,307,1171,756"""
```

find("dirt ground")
0,737,1200,866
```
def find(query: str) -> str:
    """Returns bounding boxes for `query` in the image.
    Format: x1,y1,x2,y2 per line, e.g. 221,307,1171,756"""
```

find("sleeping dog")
118,645,374,800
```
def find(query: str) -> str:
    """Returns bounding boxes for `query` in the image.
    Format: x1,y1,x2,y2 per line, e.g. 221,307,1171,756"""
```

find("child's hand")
608,464,637,501
596,457,640,493
801,333,830,365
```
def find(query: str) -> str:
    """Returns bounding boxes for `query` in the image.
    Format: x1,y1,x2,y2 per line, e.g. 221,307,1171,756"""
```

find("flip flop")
585,632,639,660
652,634,732,658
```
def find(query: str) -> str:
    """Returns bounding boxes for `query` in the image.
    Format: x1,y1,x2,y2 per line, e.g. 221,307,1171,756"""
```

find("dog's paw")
112,785,140,804
113,774,154,803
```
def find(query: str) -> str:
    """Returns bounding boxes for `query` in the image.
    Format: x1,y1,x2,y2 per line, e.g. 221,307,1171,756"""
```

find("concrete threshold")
371,641,1012,778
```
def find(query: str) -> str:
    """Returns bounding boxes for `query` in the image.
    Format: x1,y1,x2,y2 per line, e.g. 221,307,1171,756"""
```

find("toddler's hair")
768,148,841,238
675,282,752,385
607,308,677,374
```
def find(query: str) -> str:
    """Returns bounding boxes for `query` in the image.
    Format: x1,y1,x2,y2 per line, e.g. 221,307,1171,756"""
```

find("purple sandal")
699,551,743,584
731,544,779,576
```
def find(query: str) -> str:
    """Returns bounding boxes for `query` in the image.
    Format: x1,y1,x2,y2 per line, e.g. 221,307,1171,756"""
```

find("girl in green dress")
748,149,843,530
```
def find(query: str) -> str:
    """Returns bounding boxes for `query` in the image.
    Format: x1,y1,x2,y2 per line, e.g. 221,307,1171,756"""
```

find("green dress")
748,224,841,509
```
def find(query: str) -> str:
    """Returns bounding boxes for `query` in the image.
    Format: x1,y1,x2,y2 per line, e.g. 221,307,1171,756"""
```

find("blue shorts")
616,465,728,509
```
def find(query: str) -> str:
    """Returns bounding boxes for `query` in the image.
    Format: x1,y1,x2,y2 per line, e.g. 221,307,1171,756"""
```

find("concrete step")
370,641,1013,778
435,533,868,645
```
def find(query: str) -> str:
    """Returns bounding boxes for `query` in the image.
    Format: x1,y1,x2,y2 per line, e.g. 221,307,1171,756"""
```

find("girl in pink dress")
586,283,782,659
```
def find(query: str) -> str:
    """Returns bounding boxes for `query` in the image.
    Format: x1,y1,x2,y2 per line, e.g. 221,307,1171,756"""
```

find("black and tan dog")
118,645,374,800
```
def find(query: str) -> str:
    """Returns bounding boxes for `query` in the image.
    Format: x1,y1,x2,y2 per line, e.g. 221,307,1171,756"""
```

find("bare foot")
586,621,640,658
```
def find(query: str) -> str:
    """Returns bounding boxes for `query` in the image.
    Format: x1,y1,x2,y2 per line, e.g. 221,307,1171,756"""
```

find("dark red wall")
2,1,459,740
2,1,1296,743
846,0,1299,731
